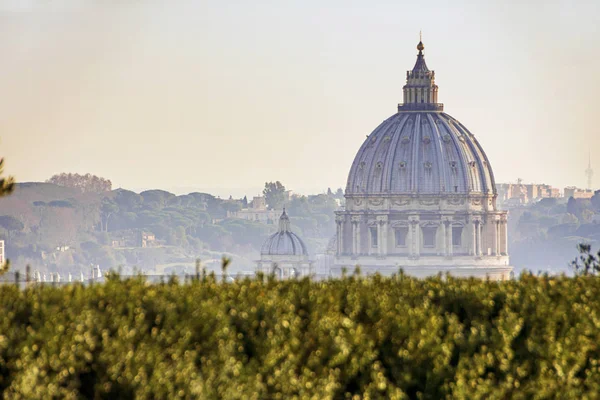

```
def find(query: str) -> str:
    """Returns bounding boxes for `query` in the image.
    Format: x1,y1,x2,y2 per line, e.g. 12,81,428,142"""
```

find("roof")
345,112,496,195
260,210,309,256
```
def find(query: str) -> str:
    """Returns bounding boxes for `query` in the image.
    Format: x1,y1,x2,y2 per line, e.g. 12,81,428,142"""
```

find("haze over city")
4,1,600,397
1,0,598,196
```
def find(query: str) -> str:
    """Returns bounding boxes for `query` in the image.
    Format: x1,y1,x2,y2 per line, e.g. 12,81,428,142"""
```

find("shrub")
1,273,600,398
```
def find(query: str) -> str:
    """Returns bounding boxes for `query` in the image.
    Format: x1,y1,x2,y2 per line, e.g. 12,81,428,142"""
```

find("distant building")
139,231,156,248
228,196,280,224
111,239,127,248
497,182,560,206
110,230,157,248
0,240,4,265
564,186,594,199
256,210,314,279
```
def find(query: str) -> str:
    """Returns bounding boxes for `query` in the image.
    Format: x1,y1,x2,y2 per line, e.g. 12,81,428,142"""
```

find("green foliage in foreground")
2,274,600,399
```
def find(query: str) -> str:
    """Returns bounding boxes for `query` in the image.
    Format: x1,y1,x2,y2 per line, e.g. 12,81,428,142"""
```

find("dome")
260,210,308,256
333,38,511,281
346,39,496,197
345,112,496,195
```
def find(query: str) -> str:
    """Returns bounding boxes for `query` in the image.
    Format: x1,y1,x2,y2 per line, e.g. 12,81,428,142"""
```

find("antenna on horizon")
585,150,594,190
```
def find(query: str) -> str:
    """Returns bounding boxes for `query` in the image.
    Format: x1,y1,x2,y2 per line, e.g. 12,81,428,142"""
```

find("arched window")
422,227,436,247
370,227,378,248
452,227,463,246
395,227,408,246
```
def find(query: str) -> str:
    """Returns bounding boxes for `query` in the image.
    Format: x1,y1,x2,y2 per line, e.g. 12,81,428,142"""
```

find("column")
471,220,477,256
447,222,453,256
377,222,382,257
335,221,340,254
352,219,358,256
382,218,388,256
357,221,361,256
351,216,361,256
376,216,388,257
408,222,414,256
415,223,421,257
477,221,483,256
339,221,344,255
503,220,508,255
493,220,499,256
440,220,447,256
409,216,420,257
336,216,344,255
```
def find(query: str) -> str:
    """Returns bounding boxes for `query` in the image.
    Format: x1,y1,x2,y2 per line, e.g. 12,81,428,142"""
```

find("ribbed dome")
346,112,496,195
260,210,309,256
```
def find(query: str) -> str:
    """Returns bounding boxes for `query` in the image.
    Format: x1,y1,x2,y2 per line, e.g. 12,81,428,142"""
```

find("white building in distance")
256,210,314,279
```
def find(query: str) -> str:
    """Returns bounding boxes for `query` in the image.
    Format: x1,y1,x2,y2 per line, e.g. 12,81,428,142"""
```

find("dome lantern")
400,35,442,112
278,208,291,232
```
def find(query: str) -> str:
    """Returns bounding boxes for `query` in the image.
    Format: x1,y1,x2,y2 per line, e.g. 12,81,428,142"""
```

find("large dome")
260,210,308,256
333,38,511,281
345,111,496,195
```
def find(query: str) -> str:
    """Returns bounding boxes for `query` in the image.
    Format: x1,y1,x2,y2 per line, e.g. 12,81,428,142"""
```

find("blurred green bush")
1,272,600,399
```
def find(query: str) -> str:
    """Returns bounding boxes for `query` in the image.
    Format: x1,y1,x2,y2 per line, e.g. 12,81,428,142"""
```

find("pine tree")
0,158,14,275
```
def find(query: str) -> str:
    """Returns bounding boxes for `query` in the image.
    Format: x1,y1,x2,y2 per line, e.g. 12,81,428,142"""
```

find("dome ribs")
439,115,471,194
427,113,449,194
387,114,410,193
410,116,420,193
345,112,497,197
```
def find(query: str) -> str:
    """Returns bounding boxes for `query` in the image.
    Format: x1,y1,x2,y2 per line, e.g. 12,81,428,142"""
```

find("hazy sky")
1,0,598,197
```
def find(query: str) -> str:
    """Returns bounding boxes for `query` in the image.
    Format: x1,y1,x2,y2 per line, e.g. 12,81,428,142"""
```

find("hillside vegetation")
509,196,600,273
1,273,599,398
2,180,600,276
0,183,339,275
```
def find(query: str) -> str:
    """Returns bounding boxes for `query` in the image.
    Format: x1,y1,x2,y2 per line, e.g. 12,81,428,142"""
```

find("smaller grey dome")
260,210,308,256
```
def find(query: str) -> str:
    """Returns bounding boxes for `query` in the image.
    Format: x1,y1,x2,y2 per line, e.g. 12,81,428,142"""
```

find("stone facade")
333,194,511,279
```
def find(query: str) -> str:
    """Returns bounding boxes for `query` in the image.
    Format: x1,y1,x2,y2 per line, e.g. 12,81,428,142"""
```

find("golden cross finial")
420,30,422,42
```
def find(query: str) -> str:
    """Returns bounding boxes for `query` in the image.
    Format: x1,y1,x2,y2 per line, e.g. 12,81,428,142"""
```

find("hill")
0,183,338,276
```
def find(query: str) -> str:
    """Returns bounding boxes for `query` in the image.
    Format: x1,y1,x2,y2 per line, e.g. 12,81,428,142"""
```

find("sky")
0,0,598,198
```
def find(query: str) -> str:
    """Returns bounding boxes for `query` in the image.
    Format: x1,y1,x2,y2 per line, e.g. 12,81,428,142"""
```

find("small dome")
260,210,309,256
417,41,424,52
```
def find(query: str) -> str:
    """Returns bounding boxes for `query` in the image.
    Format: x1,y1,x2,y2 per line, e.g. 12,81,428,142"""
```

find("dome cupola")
260,209,308,256
401,37,441,112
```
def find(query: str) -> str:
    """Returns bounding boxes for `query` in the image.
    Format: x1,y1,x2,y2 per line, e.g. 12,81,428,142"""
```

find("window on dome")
395,227,408,247
422,227,436,248
370,227,378,248
452,227,463,246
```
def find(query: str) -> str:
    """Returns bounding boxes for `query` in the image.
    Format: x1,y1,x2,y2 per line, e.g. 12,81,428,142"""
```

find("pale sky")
0,0,598,197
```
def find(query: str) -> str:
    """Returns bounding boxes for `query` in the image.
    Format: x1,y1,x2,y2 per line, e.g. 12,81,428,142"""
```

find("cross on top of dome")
413,33,429,73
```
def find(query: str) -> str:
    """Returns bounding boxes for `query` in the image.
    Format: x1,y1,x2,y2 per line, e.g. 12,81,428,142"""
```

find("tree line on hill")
0,176,343,276
509,192,600,273
47,173,112,193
